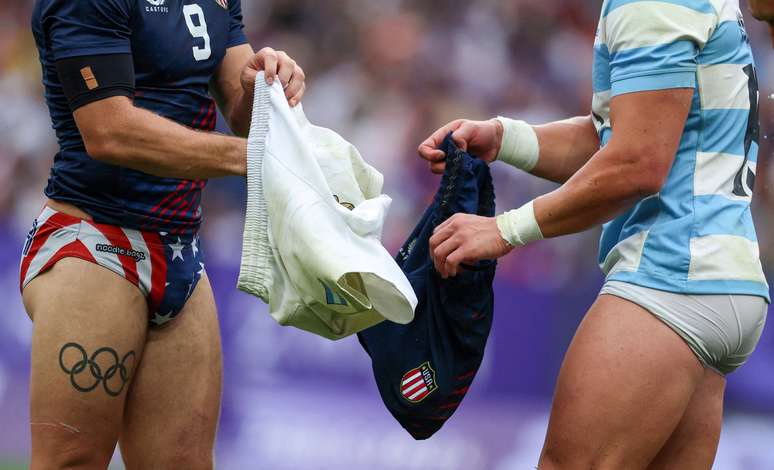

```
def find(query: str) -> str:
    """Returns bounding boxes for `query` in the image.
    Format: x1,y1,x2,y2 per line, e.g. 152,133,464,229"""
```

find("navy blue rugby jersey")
31,0,248,235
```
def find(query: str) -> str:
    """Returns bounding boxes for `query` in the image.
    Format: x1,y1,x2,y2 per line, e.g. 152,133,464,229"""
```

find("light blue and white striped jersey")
592,0,770,301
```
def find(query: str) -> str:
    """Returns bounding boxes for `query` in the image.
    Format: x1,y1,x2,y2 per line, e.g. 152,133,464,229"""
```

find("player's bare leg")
24,258,148,470
537,294,707,470
119,274,222,470
647,369,725,469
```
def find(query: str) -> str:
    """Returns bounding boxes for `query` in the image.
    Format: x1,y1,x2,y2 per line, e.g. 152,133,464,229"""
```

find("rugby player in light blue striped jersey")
420,0,769,467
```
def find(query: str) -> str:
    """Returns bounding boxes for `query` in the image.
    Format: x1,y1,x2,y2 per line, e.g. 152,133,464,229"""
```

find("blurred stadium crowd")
0,0,773,468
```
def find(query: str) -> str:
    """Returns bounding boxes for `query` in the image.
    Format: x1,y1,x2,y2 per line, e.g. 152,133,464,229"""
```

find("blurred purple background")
0,0,773,468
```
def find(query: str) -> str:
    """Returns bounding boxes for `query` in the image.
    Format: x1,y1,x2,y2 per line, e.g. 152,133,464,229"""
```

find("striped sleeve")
604,0,718,96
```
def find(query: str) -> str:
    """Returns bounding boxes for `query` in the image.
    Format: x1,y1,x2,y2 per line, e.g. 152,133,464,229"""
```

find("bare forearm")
113,108,248,178
533,147,658,238
225,89,252,137
77,98,246,179
530,115,600,183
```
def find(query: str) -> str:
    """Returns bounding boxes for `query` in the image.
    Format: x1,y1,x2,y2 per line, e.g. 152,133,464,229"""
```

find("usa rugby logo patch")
400,362,438,403
213,0,228,9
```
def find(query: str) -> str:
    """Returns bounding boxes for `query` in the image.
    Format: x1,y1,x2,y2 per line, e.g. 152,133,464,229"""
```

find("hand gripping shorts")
20,206,204,326
358,135,497,440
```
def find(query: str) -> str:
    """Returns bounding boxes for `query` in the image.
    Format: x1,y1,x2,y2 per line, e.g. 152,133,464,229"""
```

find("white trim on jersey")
688,235,767,282
600,229,650,276
591,91,612,129
604,2,716,51
710,0,742,22
698,64,751,110
694,152,754,201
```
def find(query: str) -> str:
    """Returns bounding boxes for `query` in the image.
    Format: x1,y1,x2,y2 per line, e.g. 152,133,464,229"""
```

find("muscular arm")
418,114,599,183
74,46,306,179
74,96,246,179
429,88,694,277
529,115,600,183
210,44,254,137
534,88,693,237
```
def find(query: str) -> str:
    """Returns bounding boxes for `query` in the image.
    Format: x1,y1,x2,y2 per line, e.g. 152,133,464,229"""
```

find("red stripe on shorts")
142,231,168,313
19,212,80,290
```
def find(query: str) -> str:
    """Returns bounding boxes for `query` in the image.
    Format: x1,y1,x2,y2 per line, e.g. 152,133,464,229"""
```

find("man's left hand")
429,213,513,278
240,47,306,106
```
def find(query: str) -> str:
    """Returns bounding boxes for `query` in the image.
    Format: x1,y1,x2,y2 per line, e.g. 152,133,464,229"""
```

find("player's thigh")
647,369,725,470
23,258,148,469
538,294,705,470
119,273,222,470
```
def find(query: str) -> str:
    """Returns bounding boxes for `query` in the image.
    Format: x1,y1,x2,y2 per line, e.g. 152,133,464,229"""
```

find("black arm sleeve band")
56,53,135,112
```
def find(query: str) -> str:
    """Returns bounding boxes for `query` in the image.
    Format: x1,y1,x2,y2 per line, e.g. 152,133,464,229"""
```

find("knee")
31,424,114,470
539,443,640,470
32,443,113,470
539,432,594,470
123,447,213,470
168,451,214,470
539,444,581,470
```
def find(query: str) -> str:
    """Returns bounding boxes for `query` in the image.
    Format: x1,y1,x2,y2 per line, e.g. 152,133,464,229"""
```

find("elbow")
81,125,125,163
632,168,669,197
613,149,673,199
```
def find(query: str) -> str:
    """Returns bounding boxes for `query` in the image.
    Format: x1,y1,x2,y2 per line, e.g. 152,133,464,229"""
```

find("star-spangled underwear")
19,206,204,326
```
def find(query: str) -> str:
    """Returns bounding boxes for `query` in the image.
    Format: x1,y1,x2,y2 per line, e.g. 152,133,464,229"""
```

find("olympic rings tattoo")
58,342,136,397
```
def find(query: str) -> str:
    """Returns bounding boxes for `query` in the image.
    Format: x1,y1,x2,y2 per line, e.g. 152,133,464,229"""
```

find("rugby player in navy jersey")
22,0,304,468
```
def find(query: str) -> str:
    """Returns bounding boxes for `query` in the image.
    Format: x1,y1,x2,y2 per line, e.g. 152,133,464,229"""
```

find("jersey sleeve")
603,0,718,97
227,0,248,48
42,0,133,61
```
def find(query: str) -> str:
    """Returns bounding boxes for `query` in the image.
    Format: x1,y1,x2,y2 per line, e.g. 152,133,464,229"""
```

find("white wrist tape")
495,200,544,247
495,117,540,172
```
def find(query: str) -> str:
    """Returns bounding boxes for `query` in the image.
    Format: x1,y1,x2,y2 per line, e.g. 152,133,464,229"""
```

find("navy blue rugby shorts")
358,134,497,440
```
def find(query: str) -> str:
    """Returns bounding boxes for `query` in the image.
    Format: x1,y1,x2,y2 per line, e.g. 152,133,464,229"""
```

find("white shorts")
600,281,768,375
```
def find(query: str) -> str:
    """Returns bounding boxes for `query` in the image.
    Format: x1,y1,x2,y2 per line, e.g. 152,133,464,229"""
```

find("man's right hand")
418,119,503,174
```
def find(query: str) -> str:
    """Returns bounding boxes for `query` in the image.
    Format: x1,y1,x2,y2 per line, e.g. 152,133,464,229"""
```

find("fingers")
254,47,279,85
444,249,469,277
276,51,295,89
451,122,478,151
430,216,464,277
429,161,445,174
430,235,460,277
251,48,307,106
284,65,306,106
431,235,470,278
288,82,306,107
420,149,446,170
418,120,464,163
433,214,455,235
